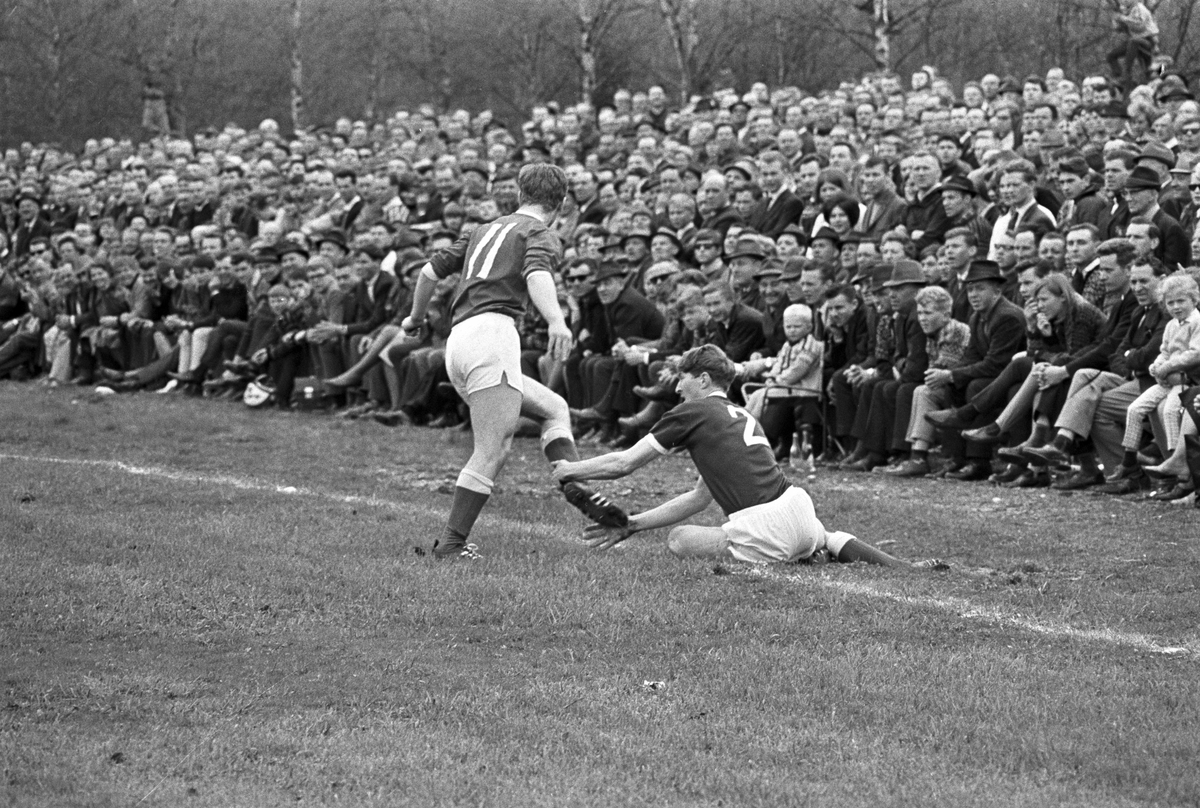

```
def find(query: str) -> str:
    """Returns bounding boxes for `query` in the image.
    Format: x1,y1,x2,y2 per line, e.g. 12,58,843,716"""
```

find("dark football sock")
835,537,912,569
543,436,580,465
1122,450,1139,468
1051,433,1072,452
435,486,490,555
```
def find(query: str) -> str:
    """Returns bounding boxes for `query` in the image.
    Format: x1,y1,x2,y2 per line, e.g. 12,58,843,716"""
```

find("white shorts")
445,312,524,397
722,486,839,564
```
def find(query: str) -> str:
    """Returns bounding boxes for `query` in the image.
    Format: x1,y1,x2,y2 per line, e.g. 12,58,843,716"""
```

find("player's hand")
400,315,425,337
583,522,637,551
547,321,573,362
550,459,574,484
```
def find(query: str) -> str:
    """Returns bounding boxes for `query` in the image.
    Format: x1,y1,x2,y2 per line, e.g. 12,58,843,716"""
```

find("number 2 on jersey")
726,405,770,448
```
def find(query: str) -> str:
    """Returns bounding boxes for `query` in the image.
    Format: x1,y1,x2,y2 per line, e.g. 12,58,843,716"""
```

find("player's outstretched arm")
583,478,713,550
553,437,660,483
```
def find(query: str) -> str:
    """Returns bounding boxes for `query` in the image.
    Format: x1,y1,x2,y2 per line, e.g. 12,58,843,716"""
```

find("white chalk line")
736,565,1196,658
5,451,1195,658
0,451,562,541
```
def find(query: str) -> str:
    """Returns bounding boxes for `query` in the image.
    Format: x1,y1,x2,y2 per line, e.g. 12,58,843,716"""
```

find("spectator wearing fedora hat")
1123,164,1190,270
842,259,928,471
921,260,1026,479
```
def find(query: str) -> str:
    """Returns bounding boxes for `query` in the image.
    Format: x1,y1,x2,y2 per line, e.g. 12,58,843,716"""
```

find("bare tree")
657,0,698,102
563,0,642,104
290,0,305,133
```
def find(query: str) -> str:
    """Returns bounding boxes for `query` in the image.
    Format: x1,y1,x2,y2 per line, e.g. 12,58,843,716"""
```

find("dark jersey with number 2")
428,212,561,327
647,392,790,516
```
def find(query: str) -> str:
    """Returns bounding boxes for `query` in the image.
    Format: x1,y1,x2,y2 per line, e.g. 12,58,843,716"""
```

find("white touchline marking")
0,452,560,540
7,451,1196,657
733,565,1196,658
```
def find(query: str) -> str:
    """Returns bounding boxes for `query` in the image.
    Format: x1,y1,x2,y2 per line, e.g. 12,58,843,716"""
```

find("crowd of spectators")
2,33,1200,506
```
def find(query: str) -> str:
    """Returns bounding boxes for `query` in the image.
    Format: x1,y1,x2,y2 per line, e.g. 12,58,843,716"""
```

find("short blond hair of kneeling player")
553,344,924,568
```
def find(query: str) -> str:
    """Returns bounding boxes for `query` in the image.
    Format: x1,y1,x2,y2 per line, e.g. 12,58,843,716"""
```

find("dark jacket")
749,190,805,238
345,271,397,336
1151,208,1191,271
573,290,610,354
856,187,908,240
1110,303,1169,384
192,283,250,328
903,187,951,253
706,301,764,362
826,303,871,372
700,206,743,239
604,286,664,345
1063,289,1138,376
1026,298,1107,365
949,295,1027,388
891,297,929,384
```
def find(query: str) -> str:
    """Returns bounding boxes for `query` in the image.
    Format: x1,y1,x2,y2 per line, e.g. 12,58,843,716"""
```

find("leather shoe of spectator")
988,463,1024,484
925,459,962,479
962,423,1004,445
946,460,990,481
1002,468,1049,488
570,406,609,425
1025,444,1070,467
884,458,929,477
925,408,975,430
632,384,675,402
844,454,884,472
1052,468,1104,490
1095,474,1148,495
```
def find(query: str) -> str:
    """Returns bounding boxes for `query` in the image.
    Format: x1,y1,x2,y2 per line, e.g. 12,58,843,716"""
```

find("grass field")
2,381,1198,807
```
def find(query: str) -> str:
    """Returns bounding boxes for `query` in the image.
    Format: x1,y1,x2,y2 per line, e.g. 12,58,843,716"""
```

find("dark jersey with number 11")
647,392,790,516
428,212,562,327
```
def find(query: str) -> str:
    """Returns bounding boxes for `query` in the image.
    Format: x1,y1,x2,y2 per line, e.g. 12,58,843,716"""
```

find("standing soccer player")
403,164,627,559
553,344,921,568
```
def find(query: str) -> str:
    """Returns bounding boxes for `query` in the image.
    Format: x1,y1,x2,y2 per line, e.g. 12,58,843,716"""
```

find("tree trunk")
872,0,890,72
290,0,305,134
658,0,695,104
579,3,596,105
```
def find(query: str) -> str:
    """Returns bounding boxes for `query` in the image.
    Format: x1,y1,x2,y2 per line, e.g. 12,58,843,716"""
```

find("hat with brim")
941,174,978,196
728,235,769,261
776,223,809,244
253,246,280,265
963,259,1004,284
276,240,310,260
315,230,348,252
1169,154,1198,175
811,226,842,248
652,229,683,251
1137,142,1176,170
882,259,926,288
1124,165,1162,192
692,228,722,247
868,263,893,293
780,257,807,282
754,258,784,279
620,230,653,247
592,262,628,283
